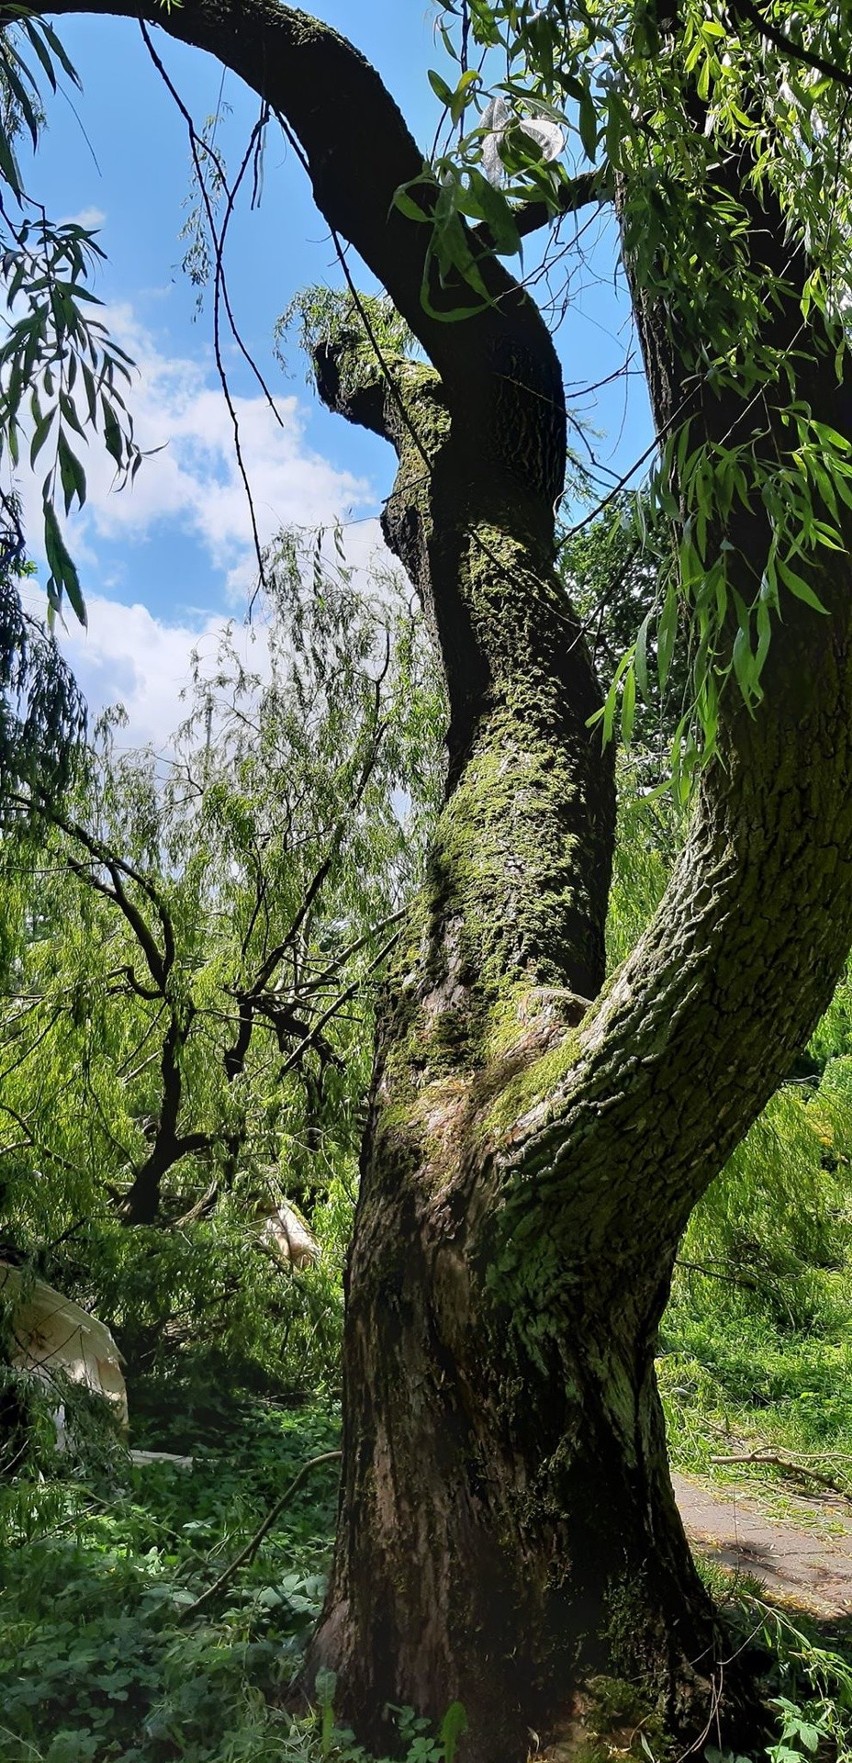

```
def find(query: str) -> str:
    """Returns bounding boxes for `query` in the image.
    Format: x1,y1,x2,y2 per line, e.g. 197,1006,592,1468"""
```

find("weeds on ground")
703,1598,852,1763
0,1392,471,1763
659,1062,852,1502
0,1395,340,1763
5,1392,852,1763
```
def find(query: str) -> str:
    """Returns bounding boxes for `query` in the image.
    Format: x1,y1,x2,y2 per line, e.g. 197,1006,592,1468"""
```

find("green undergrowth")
0,1394,471,1763
609,776,852,1506
711,1597,852,1763
0,1395,341,1763
660,1054,852,1502
5,1395,852,1763
4,1397,852,1763
5,777,852,1761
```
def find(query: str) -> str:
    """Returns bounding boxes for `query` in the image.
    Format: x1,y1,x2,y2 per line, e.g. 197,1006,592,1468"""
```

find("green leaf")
0,125,22,197
101,396,124,468
776,557,829,614
578,93,597,162
39,21,83,89
467,168,520,256
392,183,431,224
439,1701,468,1763
811,421,851,454
81,362,99,425
22,19,61,91
656,582,678,692
59,390,86,437
0,50,42,151
732,623,758,705
450,68,479,125
634,610,652,700
428,68,454,108
57,429,87,515
43,498,86,626
755,599,772,676
620,663,636,744
30,407,54,468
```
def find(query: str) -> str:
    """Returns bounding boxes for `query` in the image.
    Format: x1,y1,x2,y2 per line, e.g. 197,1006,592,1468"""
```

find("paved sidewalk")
674,1471,852,1617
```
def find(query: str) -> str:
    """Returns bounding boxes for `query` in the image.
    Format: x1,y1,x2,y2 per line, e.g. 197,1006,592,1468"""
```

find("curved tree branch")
39,0,566,508
471,164,612,253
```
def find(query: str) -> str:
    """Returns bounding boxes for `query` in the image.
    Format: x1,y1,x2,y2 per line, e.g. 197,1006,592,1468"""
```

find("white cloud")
57,541,402,757
55,593,237,753
66,206,107,231
11,302,402,748
18,301,382,610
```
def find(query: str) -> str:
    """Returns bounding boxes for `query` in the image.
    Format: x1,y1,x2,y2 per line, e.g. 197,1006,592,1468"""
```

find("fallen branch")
183,1449,342,1619
676,1258,760,1291
710,1450,852,1499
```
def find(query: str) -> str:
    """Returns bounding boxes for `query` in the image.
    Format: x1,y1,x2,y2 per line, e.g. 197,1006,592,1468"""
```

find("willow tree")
5,0,852,1755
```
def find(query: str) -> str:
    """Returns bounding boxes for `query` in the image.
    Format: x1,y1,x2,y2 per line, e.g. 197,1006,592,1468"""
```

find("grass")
5,1375,852,1763
659,1059,852,1508
660,1308,852,1492
0,1394,472,1763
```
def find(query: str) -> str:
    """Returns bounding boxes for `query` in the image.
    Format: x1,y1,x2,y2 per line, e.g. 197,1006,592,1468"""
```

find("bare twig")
183,1449,342,1618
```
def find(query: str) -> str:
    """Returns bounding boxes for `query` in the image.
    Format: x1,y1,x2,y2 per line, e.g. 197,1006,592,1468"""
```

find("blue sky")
13,4,651,746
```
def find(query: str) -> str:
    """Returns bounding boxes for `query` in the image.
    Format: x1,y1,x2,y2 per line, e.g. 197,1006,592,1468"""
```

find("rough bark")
13,1,852,1756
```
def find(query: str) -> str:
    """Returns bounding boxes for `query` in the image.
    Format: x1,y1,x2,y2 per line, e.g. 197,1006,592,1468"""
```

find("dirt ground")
674,1471,852,1616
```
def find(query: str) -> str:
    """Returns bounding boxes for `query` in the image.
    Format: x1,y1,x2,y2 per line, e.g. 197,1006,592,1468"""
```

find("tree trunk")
305,65,852,1763
312,1104,720,1758
18,1,852,1753
310,570,852,1755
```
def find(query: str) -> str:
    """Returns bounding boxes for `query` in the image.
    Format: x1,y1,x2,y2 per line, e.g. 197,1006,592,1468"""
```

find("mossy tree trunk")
25,0,852,1754
308,303,852,1757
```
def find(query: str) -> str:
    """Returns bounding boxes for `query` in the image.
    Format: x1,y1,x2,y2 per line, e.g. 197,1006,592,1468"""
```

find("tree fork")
8,1,852,1755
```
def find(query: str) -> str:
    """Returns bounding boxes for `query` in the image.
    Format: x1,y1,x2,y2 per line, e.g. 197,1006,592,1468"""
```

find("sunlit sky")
14,3,652,747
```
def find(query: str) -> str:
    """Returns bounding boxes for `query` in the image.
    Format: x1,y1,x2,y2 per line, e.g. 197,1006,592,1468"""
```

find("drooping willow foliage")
0,524,85,798
423,0,852,784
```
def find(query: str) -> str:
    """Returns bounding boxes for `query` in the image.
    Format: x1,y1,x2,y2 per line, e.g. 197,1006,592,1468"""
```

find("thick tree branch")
471,165,612,253
36,0,566,505
477,37,852,1281
64,857,166,994
11,788,175,991
121,1005,200,1224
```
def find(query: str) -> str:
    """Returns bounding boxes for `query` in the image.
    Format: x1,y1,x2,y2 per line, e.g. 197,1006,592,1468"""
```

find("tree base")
309,1553,769,1763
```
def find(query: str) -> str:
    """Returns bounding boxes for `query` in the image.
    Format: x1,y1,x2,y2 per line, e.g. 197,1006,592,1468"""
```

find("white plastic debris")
481,95,565,186
129,1450,193,1469
256,1200,320,1270
0,1262,128,1427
